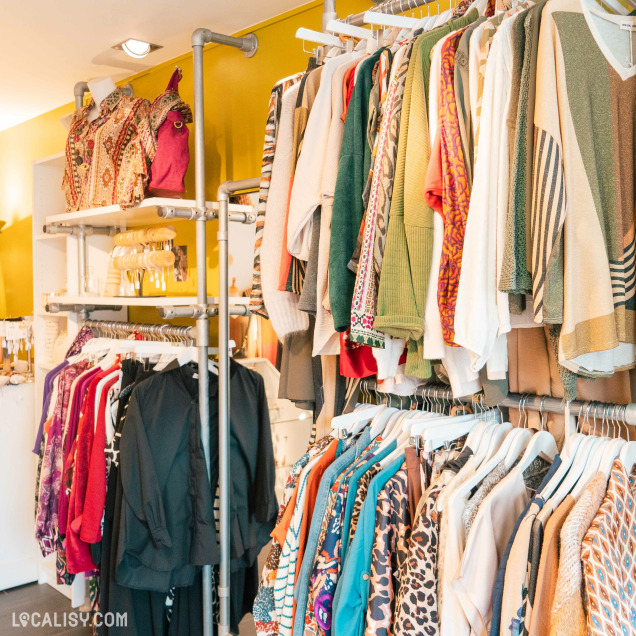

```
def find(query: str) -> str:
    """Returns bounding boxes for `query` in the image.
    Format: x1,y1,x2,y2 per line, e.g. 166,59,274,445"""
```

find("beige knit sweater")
260,83,309,340
549,472,607,636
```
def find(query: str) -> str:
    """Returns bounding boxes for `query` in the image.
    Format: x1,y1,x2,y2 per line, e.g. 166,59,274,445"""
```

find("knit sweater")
329,48,385,332
314,56,362,356
550,472,607,636
375,10,478,371
499,2,546,298
287,52,359,262
260,83,309,339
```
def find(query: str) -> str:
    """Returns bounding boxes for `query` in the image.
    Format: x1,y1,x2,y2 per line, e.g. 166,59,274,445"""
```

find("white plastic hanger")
331,403,384,437
369,406,399,439
363,9,420,28
458,425,517,495
568,404,610,499
538,415,584,504
509,430,558,474
596,404,627,477
327,19,376,40
295,27,346,50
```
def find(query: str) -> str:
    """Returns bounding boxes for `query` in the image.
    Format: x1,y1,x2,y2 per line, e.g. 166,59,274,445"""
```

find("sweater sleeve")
531,8,565,325
119,392,172,549
375,45,425,341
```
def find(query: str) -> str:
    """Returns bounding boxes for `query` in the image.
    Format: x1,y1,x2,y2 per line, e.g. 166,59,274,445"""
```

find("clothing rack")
359,378,636,428
189,29,259,636
339,0,436,26
73,27,260,636
84,319,195,343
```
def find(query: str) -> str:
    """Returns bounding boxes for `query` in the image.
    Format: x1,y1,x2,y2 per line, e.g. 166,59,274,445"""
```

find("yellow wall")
0,0,372,322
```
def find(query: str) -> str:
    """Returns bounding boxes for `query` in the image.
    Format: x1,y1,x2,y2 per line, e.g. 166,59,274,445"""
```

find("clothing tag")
193,373,199,379
620,21,636,31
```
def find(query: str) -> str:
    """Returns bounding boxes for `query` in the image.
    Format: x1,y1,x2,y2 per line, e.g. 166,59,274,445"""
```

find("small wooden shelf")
44,197,253,229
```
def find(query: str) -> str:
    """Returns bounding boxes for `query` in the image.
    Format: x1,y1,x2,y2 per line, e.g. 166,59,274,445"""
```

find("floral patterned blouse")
63,88,156,211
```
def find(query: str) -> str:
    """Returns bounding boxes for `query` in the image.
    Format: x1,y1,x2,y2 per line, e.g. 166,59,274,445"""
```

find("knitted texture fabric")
550,472,607,636
260,83,310,339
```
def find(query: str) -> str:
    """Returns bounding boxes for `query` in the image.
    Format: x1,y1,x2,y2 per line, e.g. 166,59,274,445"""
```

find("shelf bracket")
156,205,205,221
157,206,256,224
158,304,251,320
43,224,117,236
46,303,123,314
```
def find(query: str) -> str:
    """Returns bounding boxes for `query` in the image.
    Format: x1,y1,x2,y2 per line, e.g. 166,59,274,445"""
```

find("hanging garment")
581,460,636,636
549,472,607,635
527,496,575,636
253,435,333,636
260,82,309,340
329,48,385,333
532,0,636,375
62,88,156,212
147,69,193,198
251,74,304,316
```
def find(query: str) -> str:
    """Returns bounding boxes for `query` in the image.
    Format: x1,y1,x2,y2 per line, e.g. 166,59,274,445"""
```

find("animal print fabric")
349,462,383,546
437,28,472,346
394,471,454,636
364,467,411,636
253,435,332,636
581,460,636,636
250,74,303,315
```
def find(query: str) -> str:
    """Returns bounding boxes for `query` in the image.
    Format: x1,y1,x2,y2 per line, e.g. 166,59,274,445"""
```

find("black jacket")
117,360,277,598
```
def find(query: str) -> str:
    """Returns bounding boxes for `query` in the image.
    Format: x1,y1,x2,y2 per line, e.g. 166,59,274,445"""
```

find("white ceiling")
0,0,309,132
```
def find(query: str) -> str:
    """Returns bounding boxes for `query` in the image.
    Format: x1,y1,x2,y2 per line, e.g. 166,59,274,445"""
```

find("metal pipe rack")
360,378,636,427
190,26,259,636
84,319,195,341
336,0,435,26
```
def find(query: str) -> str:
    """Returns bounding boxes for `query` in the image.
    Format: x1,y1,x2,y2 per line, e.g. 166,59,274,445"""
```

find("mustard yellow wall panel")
0,0,431,320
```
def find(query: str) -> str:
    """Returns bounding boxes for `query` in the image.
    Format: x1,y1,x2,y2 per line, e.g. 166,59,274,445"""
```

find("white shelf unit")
43,197,252,229
44,295,250,308
31,152,253,604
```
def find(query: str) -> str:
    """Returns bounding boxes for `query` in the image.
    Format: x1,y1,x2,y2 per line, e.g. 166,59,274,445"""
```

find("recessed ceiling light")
112,39,162,59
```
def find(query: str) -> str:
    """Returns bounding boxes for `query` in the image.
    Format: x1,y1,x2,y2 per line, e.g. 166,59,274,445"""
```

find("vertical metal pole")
323,0,338,31
217,189,231,636
77,225,87,296
192,39,214,636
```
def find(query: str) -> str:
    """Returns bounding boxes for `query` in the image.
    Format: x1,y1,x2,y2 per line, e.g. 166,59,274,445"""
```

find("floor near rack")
0,583,91,635
0,558,264,635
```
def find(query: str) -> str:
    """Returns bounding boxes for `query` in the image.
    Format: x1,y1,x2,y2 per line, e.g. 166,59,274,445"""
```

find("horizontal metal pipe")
217,177,261,196
47,303,123,314
44,224,115,236
158,304,250,320
157,207,256,224
84,319,194,340
359,381,636,425
192,28,258,57
345,0,432,25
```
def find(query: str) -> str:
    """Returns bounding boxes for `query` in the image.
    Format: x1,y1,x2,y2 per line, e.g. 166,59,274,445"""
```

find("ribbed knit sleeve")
261,83,310,340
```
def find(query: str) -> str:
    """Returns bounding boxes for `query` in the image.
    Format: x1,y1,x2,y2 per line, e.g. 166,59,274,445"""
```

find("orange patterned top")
437,29,471,346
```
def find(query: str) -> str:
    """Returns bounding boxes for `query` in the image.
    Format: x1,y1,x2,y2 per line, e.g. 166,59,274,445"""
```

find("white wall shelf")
46,295,251,308
44,197,253,229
